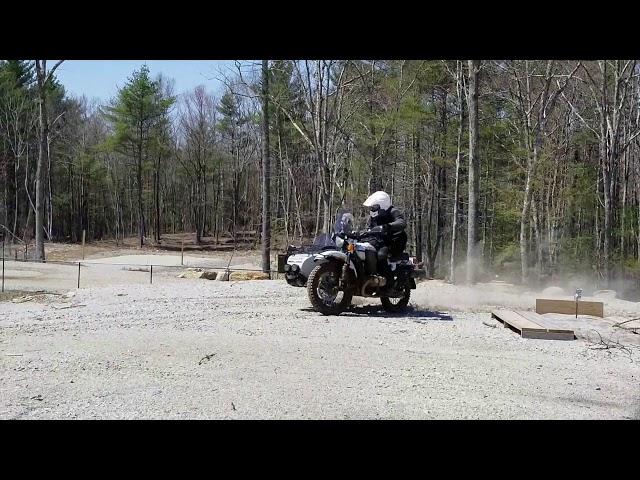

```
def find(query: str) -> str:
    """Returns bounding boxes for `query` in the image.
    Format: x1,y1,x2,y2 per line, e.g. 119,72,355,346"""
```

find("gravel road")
2,278,639,419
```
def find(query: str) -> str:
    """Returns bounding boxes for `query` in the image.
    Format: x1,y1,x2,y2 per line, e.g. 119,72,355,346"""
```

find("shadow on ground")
300,304,453,321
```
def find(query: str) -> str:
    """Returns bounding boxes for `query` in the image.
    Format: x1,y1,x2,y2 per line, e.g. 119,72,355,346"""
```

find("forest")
1,60,640,295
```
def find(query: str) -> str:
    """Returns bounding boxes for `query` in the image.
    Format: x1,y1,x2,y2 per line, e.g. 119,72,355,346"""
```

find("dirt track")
2,272,639,419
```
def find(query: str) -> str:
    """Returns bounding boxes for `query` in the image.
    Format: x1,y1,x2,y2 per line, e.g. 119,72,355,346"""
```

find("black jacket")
365,205,408,252
367,205,406,233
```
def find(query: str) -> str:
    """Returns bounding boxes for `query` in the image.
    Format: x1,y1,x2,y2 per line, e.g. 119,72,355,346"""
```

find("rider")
361,191,408,284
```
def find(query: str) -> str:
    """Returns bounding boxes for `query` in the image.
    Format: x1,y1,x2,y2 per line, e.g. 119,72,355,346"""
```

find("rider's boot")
365,250,386,286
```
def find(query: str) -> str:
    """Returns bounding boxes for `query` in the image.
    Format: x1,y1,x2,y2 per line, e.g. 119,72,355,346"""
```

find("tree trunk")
261,60,271,274
414,131,423,262
466,60,480,284
154,157,161,244
35,83,48,260
137,148,144,248
450,74,464,282
46,136,53,240
520,160,535,284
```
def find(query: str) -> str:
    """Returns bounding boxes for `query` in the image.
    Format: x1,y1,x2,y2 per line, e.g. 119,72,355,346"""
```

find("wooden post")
82,229,86,260
181,240,184,266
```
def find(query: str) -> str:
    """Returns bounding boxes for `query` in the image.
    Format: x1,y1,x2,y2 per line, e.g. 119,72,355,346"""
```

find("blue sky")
53,60,239,103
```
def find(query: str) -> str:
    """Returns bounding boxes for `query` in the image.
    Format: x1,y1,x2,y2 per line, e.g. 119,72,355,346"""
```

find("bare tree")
34,60,64,260
449,61,466,283
0,93,37,240
178,86,217,244
466,60,481,284
568,61,640,284
499,60,578,283
261,60,271,274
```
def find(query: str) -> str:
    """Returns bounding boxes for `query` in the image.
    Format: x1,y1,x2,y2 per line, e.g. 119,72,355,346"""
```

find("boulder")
229,271,270,281
178,268,217,280
200,270,217,280
178,270,199,279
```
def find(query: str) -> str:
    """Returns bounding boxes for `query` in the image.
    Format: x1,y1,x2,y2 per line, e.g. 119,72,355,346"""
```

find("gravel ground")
1,277,639,419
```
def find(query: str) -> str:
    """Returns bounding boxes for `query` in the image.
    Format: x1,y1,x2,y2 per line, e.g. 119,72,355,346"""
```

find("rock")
178,268,198,278
541,286,566,297
200,270,217,280
123,266,149,272
178,268,217,280
12,295,33,303
593,289,616,300
216,270,230,281
63,291,76,299
229,271,270,281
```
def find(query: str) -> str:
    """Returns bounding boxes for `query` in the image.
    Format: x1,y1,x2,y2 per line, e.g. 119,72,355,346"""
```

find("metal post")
150,264,153,284
82,230,86,260
181,241,184,266
77,262,81,289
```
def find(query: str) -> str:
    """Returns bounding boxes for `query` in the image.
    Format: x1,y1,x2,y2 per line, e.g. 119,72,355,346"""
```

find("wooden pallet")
491,309,575,340
535,299,604,317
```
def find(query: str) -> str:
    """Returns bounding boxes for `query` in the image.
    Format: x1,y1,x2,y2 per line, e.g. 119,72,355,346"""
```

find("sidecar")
280,234,337,287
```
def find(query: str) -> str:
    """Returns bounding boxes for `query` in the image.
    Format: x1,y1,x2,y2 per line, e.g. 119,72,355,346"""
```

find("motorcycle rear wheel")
380,287,411,313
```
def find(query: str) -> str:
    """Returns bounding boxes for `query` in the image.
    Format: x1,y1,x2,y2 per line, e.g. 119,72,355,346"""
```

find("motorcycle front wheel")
307,263,353,315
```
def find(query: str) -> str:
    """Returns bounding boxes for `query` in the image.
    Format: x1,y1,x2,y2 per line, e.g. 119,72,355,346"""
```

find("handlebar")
341,229,384,240
345,231,362,240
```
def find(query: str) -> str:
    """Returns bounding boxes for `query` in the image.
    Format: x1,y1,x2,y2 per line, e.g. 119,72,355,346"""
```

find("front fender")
314,251,357,274
314,250,348,263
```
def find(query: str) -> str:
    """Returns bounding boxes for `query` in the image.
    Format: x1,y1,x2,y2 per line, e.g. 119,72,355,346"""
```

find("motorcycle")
283,210,422,315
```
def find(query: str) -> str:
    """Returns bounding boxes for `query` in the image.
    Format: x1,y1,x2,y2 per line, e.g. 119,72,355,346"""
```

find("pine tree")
103,65,175,247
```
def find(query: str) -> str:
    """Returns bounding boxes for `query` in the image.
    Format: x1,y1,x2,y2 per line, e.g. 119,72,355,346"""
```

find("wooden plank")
491,309,575,341
521,330,575,341
535,299,603,317
492,309,547,333
515,310,575,336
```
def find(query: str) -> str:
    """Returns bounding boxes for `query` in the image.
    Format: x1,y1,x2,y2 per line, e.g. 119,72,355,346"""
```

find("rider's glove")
369,225,386,234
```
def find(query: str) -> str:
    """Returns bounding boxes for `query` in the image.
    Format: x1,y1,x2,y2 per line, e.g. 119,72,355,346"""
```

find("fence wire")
1,243,279,293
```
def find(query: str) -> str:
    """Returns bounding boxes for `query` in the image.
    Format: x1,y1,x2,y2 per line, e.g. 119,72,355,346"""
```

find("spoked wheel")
307,263,353,315
380,287,411,313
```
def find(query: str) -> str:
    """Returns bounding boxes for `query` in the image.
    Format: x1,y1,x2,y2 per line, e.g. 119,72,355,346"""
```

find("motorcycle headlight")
335,236,344,248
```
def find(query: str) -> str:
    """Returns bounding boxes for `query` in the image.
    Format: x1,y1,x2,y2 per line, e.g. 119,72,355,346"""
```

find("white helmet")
363,191,391,217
